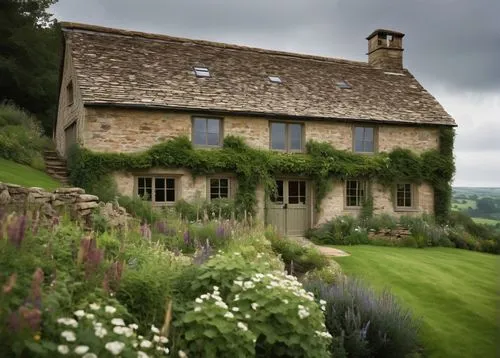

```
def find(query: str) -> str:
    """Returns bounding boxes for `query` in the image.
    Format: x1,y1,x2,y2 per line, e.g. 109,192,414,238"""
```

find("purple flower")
216,225,225,238
183,231,191,246
7,215,27,249
155,221,168,234
140,222,152,240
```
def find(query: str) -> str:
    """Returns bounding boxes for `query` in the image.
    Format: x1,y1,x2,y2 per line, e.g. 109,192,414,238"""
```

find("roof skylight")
194,66,210,78
268,76,282,83
336,80,351,89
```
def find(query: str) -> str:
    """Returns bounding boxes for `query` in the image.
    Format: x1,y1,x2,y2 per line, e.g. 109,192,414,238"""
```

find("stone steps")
43,149,70,186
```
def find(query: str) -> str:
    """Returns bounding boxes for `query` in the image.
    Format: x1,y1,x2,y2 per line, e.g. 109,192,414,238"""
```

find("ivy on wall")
68,128,455,222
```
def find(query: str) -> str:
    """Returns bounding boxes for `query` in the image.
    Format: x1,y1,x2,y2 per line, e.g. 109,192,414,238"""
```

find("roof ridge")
60,21,369,67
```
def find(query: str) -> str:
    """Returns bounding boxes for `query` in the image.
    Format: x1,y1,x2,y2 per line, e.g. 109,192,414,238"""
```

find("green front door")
267,179,310,237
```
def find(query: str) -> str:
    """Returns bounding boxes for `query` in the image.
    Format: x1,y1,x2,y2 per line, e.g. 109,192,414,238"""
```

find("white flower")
129,323,139,330
157,346,164,351
74,346,90,355
224,311,234,319
61,330,76,342
282,299,289,304
245,314,251,319
89,303,100,310
151,325,160,333
82,354,98,358
195,298,203,304
237,321,248,332
215,301,228,309
140,340,153,348
232,307,239,312
57,318,78,328
94,327,107,338
194,306,201,312
57,345,69,355
85,313,95,320
105,341,125,355
213,285,219,291
138,352,149,358
234,252,241,256
111,318,125,326
138,335,144,340
251,303,259,310
113,326,127,335
164,348,170,354
319,299,327,305
105,305,117,314
298,308,310,319
74,310,85,318
234,280,243,287
243,281,255,289
200,294,210,300
178,350,187,358
159,336,168,343
234,294,240,301
153,335,160,342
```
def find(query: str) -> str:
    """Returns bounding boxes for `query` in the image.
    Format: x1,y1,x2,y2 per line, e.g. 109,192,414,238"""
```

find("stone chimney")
366,29,405,70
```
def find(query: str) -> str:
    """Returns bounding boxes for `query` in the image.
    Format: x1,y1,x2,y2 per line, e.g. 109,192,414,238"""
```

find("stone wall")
81,107,439,153
55,41,86,157
316,181,434,224
0,182,99,219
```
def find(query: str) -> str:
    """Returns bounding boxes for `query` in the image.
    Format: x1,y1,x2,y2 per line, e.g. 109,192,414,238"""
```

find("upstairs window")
192,117,222,147
209,178,230,199
194,66,210,78
396,183,414,209
346,180,367,207
67,81,74,106
137,176,176,204
270,122,304,152
354,126,375,153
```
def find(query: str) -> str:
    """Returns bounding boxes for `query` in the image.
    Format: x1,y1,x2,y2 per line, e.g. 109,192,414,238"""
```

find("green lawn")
332,246,500,358
451,199,476,210
0,158,61,191
471,217,500,226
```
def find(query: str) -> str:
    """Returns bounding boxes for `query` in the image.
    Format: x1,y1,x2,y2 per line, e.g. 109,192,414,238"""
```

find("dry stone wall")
0,182,99,219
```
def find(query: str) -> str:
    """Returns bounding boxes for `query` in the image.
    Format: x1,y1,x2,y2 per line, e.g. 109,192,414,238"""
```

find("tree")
0,0,61,135
476,197,496,214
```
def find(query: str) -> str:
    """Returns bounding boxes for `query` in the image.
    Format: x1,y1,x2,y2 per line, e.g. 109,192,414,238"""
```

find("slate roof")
61,22,456,126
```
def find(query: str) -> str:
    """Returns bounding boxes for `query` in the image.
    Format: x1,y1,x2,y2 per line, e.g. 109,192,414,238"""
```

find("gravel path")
290,237,350,257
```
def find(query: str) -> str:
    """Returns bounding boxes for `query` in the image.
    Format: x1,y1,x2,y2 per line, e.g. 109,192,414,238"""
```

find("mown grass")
471,217,500,226
451,199,476,210
332,246,500,358
0,158,61,190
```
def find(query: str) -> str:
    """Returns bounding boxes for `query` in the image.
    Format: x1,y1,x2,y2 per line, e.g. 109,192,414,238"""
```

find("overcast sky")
50,0,500,187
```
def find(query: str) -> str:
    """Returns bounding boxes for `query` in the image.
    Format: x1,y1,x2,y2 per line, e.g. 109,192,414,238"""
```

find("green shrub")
307,216,360,245
117,246,191,328
364,214,398,232
265,227,328,275
0,103,49,168
118,195,161,224
302,260,343,285
174,199,199,221
87,174,119,203
176,272,331,358
305,277,421,358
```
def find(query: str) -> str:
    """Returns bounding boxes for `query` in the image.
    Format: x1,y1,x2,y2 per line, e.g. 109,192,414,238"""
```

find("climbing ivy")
68,130,454,221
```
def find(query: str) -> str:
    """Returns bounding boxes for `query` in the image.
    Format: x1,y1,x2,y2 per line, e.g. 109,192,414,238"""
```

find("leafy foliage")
0,0,61,134
68,132,455,222
0,103,49,169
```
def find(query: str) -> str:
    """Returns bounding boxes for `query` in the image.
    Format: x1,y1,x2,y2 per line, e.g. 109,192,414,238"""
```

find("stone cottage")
55,23,456,236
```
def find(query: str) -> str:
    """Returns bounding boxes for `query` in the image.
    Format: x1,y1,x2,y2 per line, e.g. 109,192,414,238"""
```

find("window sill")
344,206,362,211
394,207,419,212
194,145,222,149
353,151,376,155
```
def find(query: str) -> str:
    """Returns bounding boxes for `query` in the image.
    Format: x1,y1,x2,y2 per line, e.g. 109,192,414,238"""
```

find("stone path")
291,237,350,257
